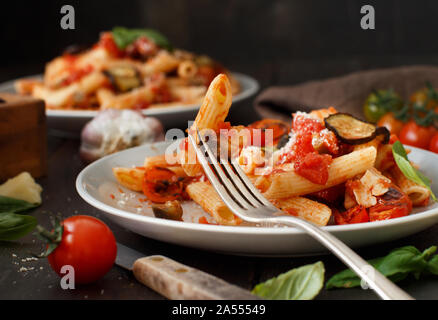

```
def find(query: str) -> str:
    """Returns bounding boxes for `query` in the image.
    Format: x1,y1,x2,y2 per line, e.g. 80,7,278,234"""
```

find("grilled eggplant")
324,113,390,145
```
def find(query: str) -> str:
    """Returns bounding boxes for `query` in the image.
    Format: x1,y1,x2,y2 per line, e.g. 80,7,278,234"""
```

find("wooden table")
1,100,438,301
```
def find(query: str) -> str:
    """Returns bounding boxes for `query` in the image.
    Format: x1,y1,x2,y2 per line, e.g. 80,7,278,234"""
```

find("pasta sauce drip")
281,114,337,185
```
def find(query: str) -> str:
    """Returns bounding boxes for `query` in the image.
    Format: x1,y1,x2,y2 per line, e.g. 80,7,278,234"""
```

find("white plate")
0,73,259,136
76,141,438,257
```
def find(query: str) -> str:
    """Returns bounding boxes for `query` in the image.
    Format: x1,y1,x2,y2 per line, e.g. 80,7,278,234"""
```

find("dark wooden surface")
1,100,438,300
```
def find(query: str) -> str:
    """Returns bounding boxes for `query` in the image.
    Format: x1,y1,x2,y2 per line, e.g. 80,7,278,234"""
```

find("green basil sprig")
392,141,436,201
0,195,38,213
326,246,438,289
0,212,37,241
0,195,39,241
112,27,172,51
252,261,324,300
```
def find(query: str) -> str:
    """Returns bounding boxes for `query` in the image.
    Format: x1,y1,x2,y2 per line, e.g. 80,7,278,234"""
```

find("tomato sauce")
61,65,94,87
280,114,337,185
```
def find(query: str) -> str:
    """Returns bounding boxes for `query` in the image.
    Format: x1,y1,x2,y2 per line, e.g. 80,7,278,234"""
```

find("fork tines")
188,129,277,221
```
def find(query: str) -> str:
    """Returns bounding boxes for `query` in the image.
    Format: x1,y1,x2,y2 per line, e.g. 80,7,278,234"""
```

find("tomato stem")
33,217,64,257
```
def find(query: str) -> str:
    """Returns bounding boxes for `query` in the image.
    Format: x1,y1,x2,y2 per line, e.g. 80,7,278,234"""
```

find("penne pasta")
389,166,431,206
272,197,332,226
255,147,377,200
144,155,169,168
186,181,241,226
177,60,198,79
17,29,240,111
180,74,233,177
113,167,145,192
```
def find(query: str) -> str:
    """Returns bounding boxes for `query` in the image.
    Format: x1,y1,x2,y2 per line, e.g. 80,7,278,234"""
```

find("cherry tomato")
248,119,290,146
334,206,369,225
309,184,345,204
363,90,403,123
410,88,438,110
142,167,184,203
429,132,438,153
294,152,332,185
48,216,117,284
399,120,435,149
369,186,412,221
377,112,404,135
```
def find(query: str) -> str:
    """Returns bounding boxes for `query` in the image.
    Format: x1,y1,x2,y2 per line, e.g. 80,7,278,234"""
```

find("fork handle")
271,215,414,300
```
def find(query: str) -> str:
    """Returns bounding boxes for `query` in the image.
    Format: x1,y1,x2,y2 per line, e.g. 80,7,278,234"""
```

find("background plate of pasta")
76,74,438,256
1,27,258,134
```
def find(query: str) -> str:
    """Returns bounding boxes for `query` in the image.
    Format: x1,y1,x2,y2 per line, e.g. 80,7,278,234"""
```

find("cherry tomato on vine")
377,112,404,135
399,120,435,149
47,216,117,284
429,132,438,154
410,87,438,110
363,90,403,123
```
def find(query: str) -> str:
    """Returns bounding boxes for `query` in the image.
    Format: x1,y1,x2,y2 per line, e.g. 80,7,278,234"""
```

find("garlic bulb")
80,109,164,162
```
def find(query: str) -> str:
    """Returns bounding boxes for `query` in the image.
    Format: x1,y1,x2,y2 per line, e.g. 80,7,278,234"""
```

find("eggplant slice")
152,200,183,221
324,113,390,145
103,65,142,93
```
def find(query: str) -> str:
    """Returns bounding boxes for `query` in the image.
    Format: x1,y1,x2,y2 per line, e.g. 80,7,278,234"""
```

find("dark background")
2,0,438,89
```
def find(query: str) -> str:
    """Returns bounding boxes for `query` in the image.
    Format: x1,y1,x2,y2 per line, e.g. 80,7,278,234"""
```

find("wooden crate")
0,93,47,182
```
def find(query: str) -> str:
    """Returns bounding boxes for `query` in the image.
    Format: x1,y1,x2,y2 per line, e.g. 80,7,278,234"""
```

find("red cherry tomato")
248,119,290,146
334,206,369,225
369,186,412,221
429,132,438,153
142,167,184,203
377,113,404,135
399,121,435,149
96,32,124,57
48,216,117,284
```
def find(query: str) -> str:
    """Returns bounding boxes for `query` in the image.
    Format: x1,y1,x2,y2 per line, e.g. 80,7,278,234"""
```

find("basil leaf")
0,195,38,214
392,141,436,201
112,27,172,51
326,246,436,289
252,261,324,300
0,212,37,241
426,255,438,275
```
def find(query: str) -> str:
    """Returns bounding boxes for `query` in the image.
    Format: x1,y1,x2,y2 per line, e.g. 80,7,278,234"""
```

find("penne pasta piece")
144,155,169,168
33,72,107,109
375,143,395,172
113,167,145,192
98,86,154,109
186,181,241,226
272,197,332,226
255,147,377,200
32,84,77,109
169,86,207,103
141,50,180,75
389,166,430,206
177,60,198,79
180,74,233,176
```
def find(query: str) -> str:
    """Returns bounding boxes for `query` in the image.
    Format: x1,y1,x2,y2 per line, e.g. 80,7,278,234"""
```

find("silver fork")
188,130,414,300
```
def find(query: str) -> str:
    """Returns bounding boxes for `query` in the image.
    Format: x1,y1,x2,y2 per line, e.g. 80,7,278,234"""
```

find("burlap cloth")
254,65,438,121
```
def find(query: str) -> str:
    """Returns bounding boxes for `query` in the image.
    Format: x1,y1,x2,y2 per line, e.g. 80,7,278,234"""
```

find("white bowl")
76,141,438,257
0,72,259,136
